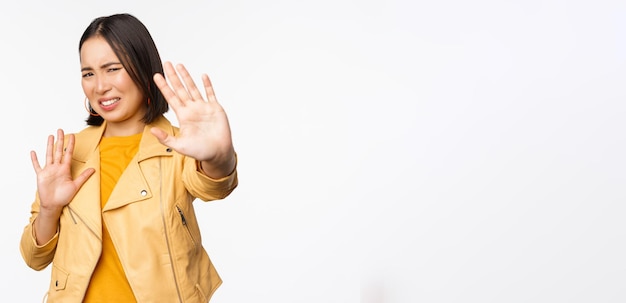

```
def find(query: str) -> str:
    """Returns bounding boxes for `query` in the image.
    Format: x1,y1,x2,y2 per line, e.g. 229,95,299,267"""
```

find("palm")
152,62,234,162
31,130,95,211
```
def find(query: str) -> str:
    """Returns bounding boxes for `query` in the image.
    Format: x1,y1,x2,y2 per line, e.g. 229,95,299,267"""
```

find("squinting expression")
80,36,146,132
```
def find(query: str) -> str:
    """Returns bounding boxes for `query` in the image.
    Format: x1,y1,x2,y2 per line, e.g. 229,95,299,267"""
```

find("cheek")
116,74,139,93
123,81,144,99
81,81,90,96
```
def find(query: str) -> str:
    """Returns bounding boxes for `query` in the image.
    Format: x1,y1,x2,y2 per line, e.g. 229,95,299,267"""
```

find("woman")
19,13,238,302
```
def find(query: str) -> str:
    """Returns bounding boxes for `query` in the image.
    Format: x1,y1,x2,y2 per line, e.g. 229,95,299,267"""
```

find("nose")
95,75,112,95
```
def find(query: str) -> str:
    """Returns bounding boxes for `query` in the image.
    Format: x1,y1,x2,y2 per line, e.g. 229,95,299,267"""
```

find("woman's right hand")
30,129,95,216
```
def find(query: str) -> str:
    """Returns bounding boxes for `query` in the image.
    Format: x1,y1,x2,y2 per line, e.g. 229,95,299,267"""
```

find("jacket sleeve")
19,193,58,271
181,153,238,202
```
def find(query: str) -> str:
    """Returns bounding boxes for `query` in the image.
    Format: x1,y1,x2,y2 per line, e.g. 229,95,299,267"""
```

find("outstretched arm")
152,62,236,178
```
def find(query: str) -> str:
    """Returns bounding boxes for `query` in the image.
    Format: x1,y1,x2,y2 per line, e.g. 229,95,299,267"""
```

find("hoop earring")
147,85,152,106
84,97,99,116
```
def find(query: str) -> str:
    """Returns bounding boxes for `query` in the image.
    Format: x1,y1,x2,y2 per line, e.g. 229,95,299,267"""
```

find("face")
80,36,146,133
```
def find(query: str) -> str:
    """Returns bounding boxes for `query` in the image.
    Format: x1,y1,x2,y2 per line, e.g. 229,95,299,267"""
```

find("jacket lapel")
66,124,105,239
66,116,176,231
102,155,152,211
103,116,174,211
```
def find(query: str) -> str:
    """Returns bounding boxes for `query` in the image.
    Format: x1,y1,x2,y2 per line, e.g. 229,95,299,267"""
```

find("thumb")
73,168,95,188
150,127,168,142
150,127,177,148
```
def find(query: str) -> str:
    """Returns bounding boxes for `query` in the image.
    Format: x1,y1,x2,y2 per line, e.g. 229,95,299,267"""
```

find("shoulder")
73,125,103,146
62,125,104,161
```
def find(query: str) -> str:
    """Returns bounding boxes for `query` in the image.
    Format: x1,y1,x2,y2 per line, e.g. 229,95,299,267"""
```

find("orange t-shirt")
83,133,142,303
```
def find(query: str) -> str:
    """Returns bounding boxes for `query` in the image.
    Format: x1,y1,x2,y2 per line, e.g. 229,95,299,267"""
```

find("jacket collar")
66,115,176,237
73,115,175,162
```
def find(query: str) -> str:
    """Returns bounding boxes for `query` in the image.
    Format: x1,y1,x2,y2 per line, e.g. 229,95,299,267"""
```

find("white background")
2,0,625,302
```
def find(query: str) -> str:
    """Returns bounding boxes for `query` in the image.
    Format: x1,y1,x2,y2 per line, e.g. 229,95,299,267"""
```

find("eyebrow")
81,62,122,72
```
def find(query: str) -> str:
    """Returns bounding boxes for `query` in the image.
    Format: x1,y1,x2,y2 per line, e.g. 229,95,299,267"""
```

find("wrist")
199,152,236,179
38,205,63,219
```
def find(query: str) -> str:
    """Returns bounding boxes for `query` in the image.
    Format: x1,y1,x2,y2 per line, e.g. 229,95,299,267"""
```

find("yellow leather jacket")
20,115,238,302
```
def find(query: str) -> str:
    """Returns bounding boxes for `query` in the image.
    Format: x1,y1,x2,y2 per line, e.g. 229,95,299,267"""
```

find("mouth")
100,98,120,107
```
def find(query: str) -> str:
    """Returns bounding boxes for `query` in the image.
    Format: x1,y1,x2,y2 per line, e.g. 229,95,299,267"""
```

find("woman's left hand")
152,61,235,178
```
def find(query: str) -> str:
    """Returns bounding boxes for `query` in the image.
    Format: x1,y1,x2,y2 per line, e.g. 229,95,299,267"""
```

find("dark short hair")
79,13,168,126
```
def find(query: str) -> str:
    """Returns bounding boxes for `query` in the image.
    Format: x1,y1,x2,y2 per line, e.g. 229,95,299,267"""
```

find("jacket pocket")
176,205,199,250
51,264,69,290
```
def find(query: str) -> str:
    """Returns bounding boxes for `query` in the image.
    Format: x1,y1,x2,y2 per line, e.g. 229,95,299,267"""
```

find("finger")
54,129,65,164
163,61,192,104
202,74,218,103
45,134,54,165
150,127,185,154
154,72,182,108
73,168,95,188
30,151,42,173
176,64,204,102
62,134,75,164
150,127,179,150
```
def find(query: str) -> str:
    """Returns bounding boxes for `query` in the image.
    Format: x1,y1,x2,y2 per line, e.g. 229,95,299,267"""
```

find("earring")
146,87,152,106
84,97,99,116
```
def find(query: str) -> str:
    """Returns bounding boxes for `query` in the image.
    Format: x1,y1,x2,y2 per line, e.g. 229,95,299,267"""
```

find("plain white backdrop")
2,0,625,302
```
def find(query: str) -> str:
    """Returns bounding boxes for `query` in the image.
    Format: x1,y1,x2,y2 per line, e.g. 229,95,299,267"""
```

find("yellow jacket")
20,115,238,302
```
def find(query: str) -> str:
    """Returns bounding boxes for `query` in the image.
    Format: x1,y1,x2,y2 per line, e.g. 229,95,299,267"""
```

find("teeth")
101,98,120,106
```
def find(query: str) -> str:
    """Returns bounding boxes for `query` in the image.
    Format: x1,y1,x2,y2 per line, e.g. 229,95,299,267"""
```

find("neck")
103,121,145,137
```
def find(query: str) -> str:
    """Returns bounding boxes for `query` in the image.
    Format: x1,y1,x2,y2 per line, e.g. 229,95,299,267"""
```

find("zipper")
67,207,77,224
176,205,198,249
67,206,100,240
159,158,184,302
177,206,187,225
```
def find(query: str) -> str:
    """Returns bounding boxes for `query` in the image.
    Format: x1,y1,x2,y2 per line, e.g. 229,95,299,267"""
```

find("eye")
82,72,94,78
108,67,122,72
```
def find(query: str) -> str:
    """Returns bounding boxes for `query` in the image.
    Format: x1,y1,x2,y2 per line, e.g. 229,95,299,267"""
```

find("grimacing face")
80,36,146,134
